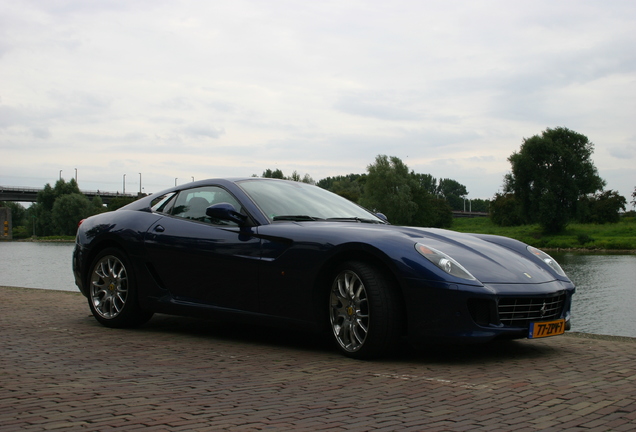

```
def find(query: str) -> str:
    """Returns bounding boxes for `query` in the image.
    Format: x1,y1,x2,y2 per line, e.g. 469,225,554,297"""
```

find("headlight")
415,243,476,281
527,246,566,277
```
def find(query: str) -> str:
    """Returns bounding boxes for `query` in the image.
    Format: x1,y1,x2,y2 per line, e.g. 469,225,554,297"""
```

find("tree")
108,196,136,211
261,169,314,184
358,155,452,227
411,173,437,195
52,193,93,235
436,178,468,211
0,202,26,227
490,193,524,227
632,186,636,210
359,155,418,225
410,185,453,228
317,174,366,203
504,127,605,233
469,198,490,213
262,168,285,179
578,190,627,224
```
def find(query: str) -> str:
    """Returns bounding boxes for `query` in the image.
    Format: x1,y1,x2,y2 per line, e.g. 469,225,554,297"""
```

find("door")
144,185,261,312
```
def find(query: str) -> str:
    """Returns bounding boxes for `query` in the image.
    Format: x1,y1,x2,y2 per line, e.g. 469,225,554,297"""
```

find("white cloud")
1,0,635,201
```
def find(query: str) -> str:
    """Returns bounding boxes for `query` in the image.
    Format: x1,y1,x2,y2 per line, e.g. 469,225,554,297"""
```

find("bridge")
0,186,137,205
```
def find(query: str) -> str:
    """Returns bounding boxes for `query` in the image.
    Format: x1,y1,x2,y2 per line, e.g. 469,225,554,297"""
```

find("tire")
328,261,402,359
87,248,153,328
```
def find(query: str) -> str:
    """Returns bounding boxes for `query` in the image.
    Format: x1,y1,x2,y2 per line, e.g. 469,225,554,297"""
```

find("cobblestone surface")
2,286,635,431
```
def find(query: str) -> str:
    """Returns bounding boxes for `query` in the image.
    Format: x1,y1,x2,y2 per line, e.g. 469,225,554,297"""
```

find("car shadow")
102,313,568,365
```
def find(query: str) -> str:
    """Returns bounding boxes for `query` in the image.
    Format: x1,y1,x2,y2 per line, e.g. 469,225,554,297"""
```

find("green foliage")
22,178,111,236
0,202,27,227
262,168,285,179
504,127,605,233
357,155,452,227
108,197,136,211
11,225,30,239
469,198,490,213
578,190,627,224
262,169,314,184
52,193,93,236
411,173,437,195
577,234,594,245
359,155,418,225
317,174,366,203
490,193,523,227
410,186,453,228
92,195,106,214
436,178,468,211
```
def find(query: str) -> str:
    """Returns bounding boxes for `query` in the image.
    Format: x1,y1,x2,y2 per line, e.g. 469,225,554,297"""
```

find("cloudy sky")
2,0,635,201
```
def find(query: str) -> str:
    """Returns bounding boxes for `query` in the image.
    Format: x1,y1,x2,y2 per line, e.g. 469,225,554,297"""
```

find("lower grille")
498,293,566,327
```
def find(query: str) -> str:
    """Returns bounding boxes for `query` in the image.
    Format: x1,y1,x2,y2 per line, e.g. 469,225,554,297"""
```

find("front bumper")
402,277,575,345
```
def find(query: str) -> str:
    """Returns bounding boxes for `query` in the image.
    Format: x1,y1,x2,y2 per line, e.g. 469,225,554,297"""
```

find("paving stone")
2,286,636,431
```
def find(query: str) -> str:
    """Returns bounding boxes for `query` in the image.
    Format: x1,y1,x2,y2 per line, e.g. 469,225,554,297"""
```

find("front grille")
498,293,566,328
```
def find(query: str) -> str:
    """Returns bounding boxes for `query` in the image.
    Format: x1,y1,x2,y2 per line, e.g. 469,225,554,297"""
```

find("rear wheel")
87,248,153,328
329,261,402,359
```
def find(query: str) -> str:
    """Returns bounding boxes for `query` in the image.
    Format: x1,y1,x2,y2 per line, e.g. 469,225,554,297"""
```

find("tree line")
2,126,633,237
491,127,630,233
262,156,479,228
2,179,136,238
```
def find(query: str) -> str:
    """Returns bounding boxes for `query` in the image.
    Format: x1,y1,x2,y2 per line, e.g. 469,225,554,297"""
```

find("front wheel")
329,261,402,359
87,248,153,328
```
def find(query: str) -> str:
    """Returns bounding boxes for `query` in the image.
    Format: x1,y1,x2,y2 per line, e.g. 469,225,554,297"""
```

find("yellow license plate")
528,319,566,339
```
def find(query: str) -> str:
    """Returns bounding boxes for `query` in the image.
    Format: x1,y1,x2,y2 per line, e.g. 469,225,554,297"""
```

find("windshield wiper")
326,217,384,224
272,215,324,221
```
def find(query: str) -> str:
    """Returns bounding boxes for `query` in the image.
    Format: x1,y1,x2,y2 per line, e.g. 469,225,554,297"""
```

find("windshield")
237,179,385,223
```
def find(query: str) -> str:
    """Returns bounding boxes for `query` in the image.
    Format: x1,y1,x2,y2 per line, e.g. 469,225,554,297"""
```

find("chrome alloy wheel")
329,269,370,353
90,255,129,319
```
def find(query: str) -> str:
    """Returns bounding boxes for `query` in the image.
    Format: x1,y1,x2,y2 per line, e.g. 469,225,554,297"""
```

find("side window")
170,186,243,225
151,193,177,214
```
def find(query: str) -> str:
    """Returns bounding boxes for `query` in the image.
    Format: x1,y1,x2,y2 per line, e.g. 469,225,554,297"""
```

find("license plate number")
528,319,566,339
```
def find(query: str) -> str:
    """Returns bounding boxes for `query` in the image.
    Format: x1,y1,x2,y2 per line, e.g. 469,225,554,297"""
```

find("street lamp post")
139,173,142,195
123,174,126,194
75,168,78,184
59,170,62,180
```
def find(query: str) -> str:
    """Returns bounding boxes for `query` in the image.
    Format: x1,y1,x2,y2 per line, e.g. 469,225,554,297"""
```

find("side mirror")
375,212,388,222
206,203,247,225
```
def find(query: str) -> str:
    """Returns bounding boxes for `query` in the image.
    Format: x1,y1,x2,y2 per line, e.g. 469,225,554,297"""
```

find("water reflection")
551,252,636,338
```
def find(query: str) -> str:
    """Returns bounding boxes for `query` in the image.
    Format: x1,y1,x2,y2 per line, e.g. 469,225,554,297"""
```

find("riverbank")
7,235,75,242
2,285,635,431
452,217,636,251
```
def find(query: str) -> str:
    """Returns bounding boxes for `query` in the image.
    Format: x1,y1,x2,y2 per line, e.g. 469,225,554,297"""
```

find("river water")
0,242,634,338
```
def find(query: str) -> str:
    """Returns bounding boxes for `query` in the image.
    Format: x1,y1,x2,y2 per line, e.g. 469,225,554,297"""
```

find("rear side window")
150,193,177,214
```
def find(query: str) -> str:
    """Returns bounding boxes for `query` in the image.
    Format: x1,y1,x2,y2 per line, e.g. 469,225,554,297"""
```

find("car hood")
295,222,562,285
398,226,557,284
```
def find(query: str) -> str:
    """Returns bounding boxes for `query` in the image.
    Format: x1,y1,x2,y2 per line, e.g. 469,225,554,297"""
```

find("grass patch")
17,235,75,242
451,217,636,251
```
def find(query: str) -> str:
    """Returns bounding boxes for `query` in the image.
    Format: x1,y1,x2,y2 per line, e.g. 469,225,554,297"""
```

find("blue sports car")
73,178,575,359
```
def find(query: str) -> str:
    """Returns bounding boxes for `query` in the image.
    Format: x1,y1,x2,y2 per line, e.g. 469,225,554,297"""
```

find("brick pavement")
1,286,635,431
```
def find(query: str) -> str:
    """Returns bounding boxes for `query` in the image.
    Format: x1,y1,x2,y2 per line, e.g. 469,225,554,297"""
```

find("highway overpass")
1,186,137,205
